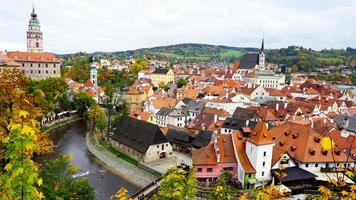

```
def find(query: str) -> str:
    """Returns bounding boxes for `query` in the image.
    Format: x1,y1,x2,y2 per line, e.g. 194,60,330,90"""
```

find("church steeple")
258,38,265,69
260,38,264,53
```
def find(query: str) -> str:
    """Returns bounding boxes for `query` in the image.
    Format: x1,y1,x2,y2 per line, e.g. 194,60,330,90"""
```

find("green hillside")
88,43,258,63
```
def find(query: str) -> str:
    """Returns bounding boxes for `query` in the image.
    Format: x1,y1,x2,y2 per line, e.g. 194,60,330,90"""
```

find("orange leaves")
35,132,53,155
318,185,332,200
110,187,133,200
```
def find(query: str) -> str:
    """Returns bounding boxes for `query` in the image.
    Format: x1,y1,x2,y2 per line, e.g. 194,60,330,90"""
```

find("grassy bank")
98,139,139,166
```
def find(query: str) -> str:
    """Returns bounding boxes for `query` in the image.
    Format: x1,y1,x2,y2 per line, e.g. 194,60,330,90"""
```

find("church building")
237,39,266,74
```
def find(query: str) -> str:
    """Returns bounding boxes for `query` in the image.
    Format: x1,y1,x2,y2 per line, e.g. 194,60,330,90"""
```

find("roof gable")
111,117,168,153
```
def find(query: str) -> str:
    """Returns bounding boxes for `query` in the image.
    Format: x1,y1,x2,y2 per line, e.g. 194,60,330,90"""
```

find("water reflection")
42,120,139,200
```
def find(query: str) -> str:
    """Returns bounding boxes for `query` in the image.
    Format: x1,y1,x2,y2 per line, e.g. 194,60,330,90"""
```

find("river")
43,120,140,200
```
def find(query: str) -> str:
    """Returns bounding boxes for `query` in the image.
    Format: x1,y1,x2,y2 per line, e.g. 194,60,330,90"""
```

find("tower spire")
31,4,37,20
260,38,264,53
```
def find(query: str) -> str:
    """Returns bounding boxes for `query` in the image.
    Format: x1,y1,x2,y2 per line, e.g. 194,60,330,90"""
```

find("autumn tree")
73,91,96,117
158,81,165,89
30,77,68,112
111,187,132,200
39,154,94,200
88,105,106,133
153,166,198,200
129,59,148,77
0,109,44,199
209,172,238,200
0,70,53,199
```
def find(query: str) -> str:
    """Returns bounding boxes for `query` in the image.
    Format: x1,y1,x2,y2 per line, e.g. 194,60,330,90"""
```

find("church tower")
90,63,97,87
27,6,43,52
258,39,265,69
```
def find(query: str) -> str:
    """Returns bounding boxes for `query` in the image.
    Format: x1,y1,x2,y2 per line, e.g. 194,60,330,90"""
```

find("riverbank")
42,115,83,133
86,131,158,188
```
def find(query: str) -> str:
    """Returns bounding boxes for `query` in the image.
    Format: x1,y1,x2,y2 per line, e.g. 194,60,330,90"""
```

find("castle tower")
258,39,265,69
90,63,97,87
27,6,43,52
245,122,274,182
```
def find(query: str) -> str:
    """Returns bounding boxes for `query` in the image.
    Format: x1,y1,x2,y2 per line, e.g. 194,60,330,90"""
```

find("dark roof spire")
31,4,37,20
260,38,264,53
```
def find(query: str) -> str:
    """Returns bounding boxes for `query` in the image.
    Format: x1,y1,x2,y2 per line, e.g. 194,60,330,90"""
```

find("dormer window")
290,145,297,151
309,148,315,155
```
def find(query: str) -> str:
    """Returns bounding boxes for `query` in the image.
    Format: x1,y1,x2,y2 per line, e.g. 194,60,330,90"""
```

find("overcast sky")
0,0,355,53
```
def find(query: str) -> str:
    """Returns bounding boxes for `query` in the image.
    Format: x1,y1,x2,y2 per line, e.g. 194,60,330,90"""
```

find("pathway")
86,132,158,188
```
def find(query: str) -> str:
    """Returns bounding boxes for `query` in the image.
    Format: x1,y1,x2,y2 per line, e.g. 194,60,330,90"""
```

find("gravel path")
86,132,158,187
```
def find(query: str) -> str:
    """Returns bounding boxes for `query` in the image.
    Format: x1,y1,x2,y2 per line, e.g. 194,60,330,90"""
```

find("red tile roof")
193,134,237,165
7,51,60,63
269,122,352,163
231,132,255,173
247,121,274,145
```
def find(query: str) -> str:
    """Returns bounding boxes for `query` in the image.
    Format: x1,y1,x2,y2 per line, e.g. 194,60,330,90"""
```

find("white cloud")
0,0,355,53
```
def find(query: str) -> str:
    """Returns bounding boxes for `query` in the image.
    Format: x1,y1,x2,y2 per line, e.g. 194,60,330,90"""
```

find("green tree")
0,70,53,199
103,83,120,137
74,91,96,117
176,78,188,88
154,166,198,200
209,172,238,200
87,105,106,133
39,154,94,200
129,59,148,77
0,110,44,199
112,101,129,127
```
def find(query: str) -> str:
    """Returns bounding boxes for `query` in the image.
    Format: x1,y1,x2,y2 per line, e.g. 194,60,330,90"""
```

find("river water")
42,120,140,200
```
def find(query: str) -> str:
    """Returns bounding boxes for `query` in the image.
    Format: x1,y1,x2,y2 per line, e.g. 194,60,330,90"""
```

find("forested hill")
82,43,259,63
60,43,356,69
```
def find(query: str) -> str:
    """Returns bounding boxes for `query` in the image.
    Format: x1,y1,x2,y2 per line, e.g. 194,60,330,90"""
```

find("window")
38,70,41,74
30,70,33,74
223,167,233,171
30,63,33,67
207,168,213,172
46,64,48,68
262,172,265,176
197,168,202,172
54,70,56,74
305,163,309,168
157,145,159,148
263,162,265,167
315,163,318,167
263,151,266,157
162,144,164,150
46,70,48,74
248,174,252,178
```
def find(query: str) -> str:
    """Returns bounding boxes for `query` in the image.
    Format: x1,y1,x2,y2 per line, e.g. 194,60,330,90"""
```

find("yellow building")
151,68,175,87
124,84,154,112
0,54,21,73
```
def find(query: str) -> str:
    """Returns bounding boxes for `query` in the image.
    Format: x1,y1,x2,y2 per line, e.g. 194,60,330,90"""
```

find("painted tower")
27,6,43,52
258,39,265,69
245,122,274,183
90,63,97,87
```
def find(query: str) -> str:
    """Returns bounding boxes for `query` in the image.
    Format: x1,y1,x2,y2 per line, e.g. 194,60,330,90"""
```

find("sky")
0,0,355,53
